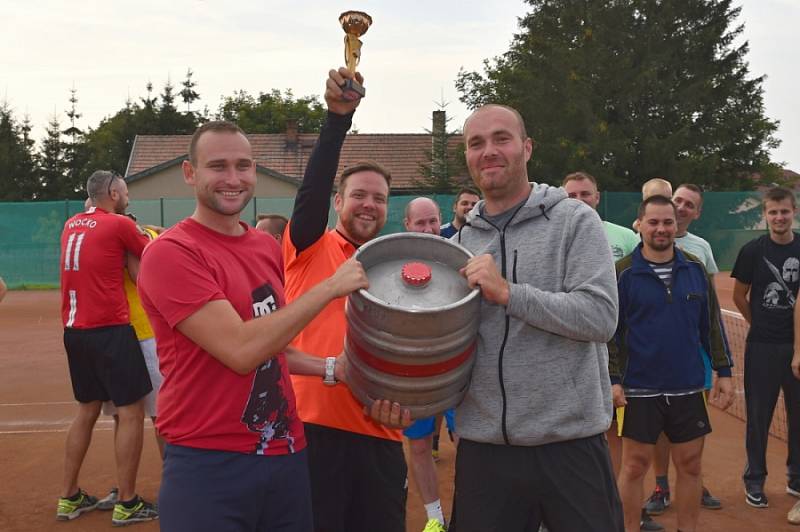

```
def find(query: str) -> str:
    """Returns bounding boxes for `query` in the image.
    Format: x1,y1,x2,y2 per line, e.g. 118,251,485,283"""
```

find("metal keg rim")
353,232,481,314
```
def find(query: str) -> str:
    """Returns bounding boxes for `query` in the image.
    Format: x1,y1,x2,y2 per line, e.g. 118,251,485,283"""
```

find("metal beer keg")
344,232,480,418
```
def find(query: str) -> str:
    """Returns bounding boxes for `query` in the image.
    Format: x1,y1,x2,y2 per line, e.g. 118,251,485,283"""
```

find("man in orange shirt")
282,68,404,532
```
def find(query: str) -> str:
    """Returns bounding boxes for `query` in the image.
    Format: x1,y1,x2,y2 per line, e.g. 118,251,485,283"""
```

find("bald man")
256,214,289,243
402,196,458,532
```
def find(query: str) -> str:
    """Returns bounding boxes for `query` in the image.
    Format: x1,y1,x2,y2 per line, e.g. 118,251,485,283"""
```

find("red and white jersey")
59,207,149,329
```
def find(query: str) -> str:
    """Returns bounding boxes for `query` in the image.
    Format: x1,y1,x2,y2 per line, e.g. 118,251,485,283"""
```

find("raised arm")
289,68,363,252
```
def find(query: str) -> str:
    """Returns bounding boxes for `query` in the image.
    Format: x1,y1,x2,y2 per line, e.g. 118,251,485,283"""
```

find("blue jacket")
608,245,732,392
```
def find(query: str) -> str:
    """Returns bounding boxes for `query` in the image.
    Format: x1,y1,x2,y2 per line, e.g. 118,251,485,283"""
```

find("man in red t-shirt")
57,170,157,526
137,120,368,532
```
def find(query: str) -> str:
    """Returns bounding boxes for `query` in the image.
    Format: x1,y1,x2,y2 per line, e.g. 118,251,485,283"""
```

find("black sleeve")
289,111,353,253
731,239,756,285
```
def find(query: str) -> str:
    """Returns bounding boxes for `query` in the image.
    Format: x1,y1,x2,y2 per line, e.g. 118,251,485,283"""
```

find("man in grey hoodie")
453,104,623,531
367,104,622,530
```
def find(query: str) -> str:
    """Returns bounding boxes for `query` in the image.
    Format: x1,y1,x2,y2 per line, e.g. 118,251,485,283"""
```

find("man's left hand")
709,376,734,410
460,254,510,306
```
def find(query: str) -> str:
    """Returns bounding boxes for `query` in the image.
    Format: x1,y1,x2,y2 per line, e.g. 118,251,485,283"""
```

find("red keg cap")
401,261,432,287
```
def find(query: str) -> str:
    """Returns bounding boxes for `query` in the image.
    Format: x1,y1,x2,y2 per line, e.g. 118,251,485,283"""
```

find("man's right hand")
327,257,369,298
363,399,412,429
792,349,800,380
612,384,627,407
325,67,363,115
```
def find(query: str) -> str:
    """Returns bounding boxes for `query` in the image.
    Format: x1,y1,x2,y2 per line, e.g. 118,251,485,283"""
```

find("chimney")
432,110,446,139
431,110,447,180
285,118,299,147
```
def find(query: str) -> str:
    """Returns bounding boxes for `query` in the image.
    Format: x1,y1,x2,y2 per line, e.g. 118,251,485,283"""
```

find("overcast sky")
2,0,797,172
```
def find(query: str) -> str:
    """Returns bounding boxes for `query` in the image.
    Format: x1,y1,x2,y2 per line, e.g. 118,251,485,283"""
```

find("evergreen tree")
180,68,200,113
455,0,780,190
159,79,197,134
62,87,89,197
0,104,38,200
38,115,71,199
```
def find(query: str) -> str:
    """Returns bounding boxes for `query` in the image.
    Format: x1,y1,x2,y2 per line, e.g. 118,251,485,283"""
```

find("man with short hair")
562,170,662,532
610,195,734,532
645,183,723,516
452,104,623,530
57,170,157,526
256,213,289,242
440,187,480,238
563,172,639,262
138,120,368,531
282,68,407,532
81,196,165,511
731,186,800,509
402,196,457,532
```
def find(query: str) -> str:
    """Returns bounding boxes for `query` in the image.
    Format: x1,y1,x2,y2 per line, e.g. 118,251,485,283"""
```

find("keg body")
345,232,480,418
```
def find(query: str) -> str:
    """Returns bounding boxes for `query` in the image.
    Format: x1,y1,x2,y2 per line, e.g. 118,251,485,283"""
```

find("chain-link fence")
0,191,787,288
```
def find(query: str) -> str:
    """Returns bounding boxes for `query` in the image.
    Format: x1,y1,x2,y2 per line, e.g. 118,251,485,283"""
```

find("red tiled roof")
126,133,468,190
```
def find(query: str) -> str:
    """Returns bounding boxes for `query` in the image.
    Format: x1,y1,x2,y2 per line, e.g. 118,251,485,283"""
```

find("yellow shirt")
125,227,158,341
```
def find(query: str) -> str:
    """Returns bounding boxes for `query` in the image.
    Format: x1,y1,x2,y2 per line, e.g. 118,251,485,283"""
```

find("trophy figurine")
339,10,372,97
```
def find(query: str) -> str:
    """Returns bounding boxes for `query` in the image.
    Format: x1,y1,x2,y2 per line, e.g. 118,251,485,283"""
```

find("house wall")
127,166,299,199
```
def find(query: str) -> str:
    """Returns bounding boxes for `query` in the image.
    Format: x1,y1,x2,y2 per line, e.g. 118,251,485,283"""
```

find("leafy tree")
0,103,38,200
216,89,326,133
456,0,780,191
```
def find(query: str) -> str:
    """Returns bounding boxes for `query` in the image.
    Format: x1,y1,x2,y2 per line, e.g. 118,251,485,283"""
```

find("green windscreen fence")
0,191,786,288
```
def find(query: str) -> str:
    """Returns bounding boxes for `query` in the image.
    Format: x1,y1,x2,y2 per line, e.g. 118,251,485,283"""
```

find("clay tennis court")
0,277,798,531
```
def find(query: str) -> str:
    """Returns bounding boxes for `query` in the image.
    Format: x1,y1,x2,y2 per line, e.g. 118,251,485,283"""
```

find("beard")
646,238,673,252
340,212,384,244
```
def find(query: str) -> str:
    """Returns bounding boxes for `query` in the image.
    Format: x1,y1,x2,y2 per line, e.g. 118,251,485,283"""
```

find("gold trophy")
339,10,372,97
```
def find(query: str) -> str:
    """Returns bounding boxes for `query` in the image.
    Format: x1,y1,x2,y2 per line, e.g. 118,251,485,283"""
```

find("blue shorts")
403,409,455,440
160,444,312,532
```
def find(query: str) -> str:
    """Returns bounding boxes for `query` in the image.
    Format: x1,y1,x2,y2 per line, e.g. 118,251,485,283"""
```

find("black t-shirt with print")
731,233,800,344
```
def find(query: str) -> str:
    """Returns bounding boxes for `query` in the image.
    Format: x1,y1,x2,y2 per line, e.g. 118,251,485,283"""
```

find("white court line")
0,401,76,407
0,427,114,435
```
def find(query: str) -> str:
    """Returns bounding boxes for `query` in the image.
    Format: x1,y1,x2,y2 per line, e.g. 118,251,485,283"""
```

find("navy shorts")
159,444,313,532
63,324,152,406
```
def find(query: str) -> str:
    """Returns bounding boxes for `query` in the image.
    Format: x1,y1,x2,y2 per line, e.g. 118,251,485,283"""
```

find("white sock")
424,500,445,525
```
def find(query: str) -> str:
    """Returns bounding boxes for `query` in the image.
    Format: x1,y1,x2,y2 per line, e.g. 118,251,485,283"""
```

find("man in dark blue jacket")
609,195,734,532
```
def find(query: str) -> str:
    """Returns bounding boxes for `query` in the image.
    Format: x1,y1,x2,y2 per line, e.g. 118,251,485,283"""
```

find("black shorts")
620,392,711,444
454,435,623,531
304,423,406,532
63,325,152,407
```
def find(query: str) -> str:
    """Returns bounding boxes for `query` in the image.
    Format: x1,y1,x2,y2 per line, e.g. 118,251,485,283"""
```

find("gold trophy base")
341,78,365,98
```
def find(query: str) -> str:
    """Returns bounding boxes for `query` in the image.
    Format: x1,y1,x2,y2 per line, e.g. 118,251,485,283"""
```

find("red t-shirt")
59,207,148,329
138,218,305,456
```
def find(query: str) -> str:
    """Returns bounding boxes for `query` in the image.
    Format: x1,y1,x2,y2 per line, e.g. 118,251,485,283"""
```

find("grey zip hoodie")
454,183,618,446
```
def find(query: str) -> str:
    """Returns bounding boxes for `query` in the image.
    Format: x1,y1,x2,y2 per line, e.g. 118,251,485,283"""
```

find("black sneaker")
700,487,722,509
745,489,769,508
640,509,665,531
788,479,800,498
56,489,99,521
112,496,159,526
644,486,670,515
